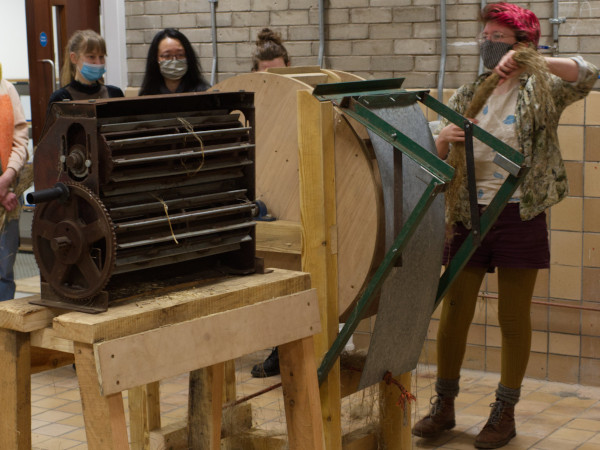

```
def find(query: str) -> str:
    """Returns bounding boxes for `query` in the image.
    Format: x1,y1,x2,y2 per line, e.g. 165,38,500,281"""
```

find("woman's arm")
545,57,579,83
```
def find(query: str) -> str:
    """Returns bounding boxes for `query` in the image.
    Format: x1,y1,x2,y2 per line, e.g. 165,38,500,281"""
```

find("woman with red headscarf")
412,3,598,448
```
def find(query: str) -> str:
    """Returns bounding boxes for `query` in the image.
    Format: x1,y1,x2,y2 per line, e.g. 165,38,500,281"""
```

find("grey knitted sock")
496,383,520,405
435,377,460,398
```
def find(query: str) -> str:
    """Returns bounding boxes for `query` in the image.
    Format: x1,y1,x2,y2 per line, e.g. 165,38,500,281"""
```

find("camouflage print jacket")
439,56,598,227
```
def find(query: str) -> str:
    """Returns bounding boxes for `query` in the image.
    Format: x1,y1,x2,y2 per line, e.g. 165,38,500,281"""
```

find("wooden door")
25,0,100,144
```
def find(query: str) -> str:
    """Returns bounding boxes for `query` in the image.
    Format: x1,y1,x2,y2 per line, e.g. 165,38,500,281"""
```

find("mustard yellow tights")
437,266,538,390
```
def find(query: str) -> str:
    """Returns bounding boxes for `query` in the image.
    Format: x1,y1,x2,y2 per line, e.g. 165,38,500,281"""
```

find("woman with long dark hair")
139,28,209,95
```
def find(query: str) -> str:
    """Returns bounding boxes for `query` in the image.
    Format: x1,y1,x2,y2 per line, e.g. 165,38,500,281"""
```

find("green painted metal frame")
312,79,528,384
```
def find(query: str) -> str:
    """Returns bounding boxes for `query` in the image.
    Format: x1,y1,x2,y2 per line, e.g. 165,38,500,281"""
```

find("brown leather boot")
412,395,456,438
474,400,516,448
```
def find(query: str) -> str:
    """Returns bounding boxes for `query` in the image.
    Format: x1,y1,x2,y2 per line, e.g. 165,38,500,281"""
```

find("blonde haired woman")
48,29,123,107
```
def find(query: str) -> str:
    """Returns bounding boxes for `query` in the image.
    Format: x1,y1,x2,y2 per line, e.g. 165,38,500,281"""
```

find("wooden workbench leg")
380,372,412,449
279,336,325,450
74,342,129,450
188,363,225,450
0,329,31,450
130,381,161,450
297,89,342,450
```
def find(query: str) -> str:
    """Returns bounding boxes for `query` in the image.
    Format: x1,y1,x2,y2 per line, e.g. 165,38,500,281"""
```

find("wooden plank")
94,289,319,395
221,434,287,450
149,421,188,450
255,220,302,254
129,382,161,450
284,73,329,86
0,329,31,450
53,269,311,344
188,364,224,450
279,336,325,450
30,347,74,374
266,65,322,75
0,295,59,332
342,429,378,450
223,359,236,404
74,342,129,450
297,89,343,449
148,403,252,449
30,327,74,353
380,372,412,449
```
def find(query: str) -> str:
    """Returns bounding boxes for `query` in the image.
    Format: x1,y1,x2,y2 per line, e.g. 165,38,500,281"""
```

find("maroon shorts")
443,203,549,273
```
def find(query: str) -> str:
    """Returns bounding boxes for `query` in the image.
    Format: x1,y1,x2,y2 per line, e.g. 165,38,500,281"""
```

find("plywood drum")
211,72,382,318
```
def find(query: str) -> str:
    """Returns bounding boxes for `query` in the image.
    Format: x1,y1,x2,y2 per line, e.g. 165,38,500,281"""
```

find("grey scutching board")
358,101,445,390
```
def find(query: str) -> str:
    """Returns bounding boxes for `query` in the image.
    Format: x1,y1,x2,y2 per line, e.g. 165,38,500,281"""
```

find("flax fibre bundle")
0,164,33,231
445,45,555,237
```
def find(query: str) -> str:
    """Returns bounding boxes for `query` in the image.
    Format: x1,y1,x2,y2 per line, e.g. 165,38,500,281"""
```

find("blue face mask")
80,62,106,82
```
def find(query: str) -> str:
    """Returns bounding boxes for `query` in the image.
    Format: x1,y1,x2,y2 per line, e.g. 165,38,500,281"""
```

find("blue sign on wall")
40,32,48,47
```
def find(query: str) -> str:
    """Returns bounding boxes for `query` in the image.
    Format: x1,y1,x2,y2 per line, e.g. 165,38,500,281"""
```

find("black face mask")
480,40,514,69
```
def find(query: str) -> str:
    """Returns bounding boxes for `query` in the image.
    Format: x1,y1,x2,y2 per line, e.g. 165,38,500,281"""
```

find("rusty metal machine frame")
29,92,257,312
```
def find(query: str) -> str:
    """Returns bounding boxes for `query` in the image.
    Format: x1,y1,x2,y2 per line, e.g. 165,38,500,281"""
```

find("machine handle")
39,59,57,92
26,183,69,204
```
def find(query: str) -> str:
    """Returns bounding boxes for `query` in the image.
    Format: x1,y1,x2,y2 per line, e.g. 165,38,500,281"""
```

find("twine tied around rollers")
177,117,205,176
150,193,179,245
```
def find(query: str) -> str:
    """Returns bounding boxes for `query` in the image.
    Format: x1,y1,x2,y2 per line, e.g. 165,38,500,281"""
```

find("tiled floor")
12,252,600,449
28,358,600,449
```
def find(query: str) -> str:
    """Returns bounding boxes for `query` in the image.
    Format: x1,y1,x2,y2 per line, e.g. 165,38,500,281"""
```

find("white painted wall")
101,0,128,91
0,0,29,79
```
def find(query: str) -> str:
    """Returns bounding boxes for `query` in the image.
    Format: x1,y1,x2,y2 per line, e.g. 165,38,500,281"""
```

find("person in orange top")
0,63,29,301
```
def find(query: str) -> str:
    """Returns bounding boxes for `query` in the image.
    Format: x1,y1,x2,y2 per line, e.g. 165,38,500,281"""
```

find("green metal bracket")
312,79,528,385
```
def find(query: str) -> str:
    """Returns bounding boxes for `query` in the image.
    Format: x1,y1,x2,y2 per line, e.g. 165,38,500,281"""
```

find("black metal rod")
26,182,69,204
463,121,481,247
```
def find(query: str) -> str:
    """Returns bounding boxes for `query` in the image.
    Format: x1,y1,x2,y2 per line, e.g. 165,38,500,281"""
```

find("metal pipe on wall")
209,0,218,86
318,0,325,67
550,0,565,56
478,0,487,75
437,0,447,106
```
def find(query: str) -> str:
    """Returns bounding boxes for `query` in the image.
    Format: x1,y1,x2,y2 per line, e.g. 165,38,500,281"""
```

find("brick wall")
124,0,600,89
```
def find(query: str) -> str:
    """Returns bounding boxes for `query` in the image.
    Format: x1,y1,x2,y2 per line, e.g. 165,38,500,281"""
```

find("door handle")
39,59,57,91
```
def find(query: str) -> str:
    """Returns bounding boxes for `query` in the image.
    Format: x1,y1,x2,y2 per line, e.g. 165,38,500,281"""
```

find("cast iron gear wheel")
32,182,117,300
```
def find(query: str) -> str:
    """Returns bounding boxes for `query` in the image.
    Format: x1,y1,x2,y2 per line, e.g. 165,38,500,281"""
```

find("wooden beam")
147,403,252,449
74,342,129,450
342,428,378,450
279,337,325,450
0,295,58,332
0,329,31,450
255,220,302,254
30,327,74,353
380,372,412,449
149,421,188,449
129,382,161,450
30,346,74,374
188,364,224,450
53,269,311,344
297,89,342,449
94,289,319,395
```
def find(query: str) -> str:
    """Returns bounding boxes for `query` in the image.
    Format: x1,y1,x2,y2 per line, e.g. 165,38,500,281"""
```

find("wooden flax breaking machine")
27,92,257,312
